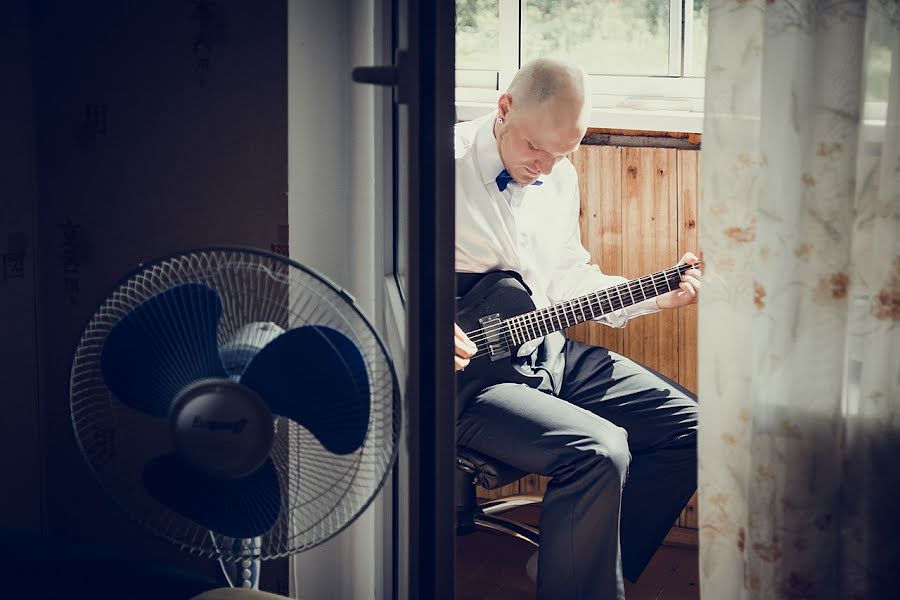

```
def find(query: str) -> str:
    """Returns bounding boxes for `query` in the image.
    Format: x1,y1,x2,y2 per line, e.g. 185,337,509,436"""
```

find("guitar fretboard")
504,262,699,346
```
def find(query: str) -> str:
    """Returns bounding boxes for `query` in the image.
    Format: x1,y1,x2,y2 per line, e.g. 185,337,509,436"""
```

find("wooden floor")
456,506,699,600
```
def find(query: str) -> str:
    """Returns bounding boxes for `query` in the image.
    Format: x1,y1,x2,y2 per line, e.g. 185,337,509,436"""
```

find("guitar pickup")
478,313,510,361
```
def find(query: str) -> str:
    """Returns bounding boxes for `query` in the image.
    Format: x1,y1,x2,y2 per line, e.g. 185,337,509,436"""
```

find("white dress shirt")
455,112,659,356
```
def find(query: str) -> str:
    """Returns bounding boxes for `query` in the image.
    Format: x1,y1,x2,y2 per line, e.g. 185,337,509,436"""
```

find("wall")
288,0,394,598
20,0,288,584
477,142,702,543
0,0,44,534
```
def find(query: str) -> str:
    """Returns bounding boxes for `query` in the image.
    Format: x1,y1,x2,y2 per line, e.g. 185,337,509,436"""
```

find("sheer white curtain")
698,0,899,598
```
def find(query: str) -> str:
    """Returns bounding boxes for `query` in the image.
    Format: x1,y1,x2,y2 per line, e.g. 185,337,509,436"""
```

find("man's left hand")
656,252,701,310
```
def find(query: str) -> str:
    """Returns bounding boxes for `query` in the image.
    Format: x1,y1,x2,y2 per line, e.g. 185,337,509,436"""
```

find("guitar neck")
505,262,699,344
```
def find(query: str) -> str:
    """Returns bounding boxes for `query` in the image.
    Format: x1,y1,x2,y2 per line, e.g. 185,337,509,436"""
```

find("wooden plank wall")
476,145,701,541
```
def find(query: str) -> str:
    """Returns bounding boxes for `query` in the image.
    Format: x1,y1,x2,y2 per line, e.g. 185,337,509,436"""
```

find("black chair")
455,446,541,546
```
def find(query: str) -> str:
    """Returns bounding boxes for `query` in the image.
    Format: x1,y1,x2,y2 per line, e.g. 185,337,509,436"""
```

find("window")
456,0,501,70
523,0,672,76
456,0,709,132
863,9,891,124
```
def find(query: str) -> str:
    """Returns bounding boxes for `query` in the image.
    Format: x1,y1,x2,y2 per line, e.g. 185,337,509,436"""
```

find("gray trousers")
456,334,697,600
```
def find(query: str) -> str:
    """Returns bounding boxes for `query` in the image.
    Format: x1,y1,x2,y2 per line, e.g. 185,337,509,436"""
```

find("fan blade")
143,453,282,540
101,283,228,417
239,326,370,455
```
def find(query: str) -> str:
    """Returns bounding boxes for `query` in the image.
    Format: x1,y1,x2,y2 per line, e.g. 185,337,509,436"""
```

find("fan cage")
69,247,401,561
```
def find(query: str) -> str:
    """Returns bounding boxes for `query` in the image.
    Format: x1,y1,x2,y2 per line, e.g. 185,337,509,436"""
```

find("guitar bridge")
478,313,510,361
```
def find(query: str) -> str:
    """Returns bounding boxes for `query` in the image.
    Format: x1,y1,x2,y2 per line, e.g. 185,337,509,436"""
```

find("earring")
498,117,503,124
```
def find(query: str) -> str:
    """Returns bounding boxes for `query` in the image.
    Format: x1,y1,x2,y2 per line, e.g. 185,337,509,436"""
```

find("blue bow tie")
495,169,543,192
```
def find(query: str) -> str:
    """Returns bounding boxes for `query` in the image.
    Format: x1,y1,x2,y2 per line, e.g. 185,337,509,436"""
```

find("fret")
563,301,572,327
637,276,648,302
605,288,617,313
661,269,674,292
525,312,536,341
578,296,587,322
554,304,563,330
594,290,607,315
587,295,597,319
626,281,636,306
505,321,517,346
539,308,551,335
650,273,659,296
669,268,680,291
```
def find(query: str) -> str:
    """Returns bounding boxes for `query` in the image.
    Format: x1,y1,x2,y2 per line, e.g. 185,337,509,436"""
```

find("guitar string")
461,264,699,350
461,276,671,363
462,265,697,361
463,266,685,362
463,268,684,346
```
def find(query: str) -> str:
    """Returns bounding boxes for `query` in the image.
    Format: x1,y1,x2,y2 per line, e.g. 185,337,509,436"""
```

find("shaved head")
493,58,590,185
506,57,589,117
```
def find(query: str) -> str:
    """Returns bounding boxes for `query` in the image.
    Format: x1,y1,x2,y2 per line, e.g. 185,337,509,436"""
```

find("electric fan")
68,247,400,590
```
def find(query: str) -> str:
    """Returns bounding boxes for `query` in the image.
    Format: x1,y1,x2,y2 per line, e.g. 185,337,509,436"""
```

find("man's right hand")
455,323,478,371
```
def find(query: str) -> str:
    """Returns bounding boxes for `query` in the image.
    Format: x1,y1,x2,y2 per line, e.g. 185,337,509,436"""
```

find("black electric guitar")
455,262,700,399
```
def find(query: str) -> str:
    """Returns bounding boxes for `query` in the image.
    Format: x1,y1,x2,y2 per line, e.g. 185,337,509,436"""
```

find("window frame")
455,0,706,133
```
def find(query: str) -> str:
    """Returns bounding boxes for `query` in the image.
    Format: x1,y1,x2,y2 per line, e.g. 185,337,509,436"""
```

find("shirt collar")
474,112,508,188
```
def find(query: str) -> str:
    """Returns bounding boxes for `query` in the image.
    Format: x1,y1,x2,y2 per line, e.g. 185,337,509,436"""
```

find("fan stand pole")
213,534,261,589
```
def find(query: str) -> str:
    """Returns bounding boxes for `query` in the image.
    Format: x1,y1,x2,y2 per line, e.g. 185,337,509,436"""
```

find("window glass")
523,0,670,76
691,0,708,77
456,0,501,70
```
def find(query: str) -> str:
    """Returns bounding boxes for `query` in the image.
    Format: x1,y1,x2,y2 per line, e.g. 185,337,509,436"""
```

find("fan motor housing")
170,379,275,480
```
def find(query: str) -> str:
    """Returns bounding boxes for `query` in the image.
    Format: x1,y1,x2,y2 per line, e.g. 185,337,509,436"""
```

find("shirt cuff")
596,296,660,328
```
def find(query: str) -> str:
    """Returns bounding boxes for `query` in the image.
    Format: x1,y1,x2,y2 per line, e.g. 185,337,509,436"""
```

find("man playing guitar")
453,58,701,600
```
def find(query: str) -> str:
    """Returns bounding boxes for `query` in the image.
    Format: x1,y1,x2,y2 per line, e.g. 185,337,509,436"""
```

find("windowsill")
456,102,704,134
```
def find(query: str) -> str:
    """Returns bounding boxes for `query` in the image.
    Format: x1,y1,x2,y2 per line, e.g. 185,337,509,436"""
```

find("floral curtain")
698,0,899,598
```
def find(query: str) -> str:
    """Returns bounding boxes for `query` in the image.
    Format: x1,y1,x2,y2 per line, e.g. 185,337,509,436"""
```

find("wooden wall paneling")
476,480,522,501
568,146,625,353
519,473,551,496
567,147,594,347
676,150,700,397
622,148,679,381
675,149,700,532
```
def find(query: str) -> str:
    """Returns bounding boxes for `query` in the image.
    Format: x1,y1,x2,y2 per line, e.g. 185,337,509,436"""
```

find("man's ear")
497,93,512,120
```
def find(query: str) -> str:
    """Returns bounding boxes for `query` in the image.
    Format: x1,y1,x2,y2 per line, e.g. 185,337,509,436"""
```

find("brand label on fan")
192,416,248,435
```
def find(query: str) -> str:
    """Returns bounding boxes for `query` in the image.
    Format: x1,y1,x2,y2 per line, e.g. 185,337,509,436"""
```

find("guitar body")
456,271,545,400
454,261,697,404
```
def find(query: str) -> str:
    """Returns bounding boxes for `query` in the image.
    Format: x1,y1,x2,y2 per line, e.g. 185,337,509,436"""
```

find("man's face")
495,96,586,185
